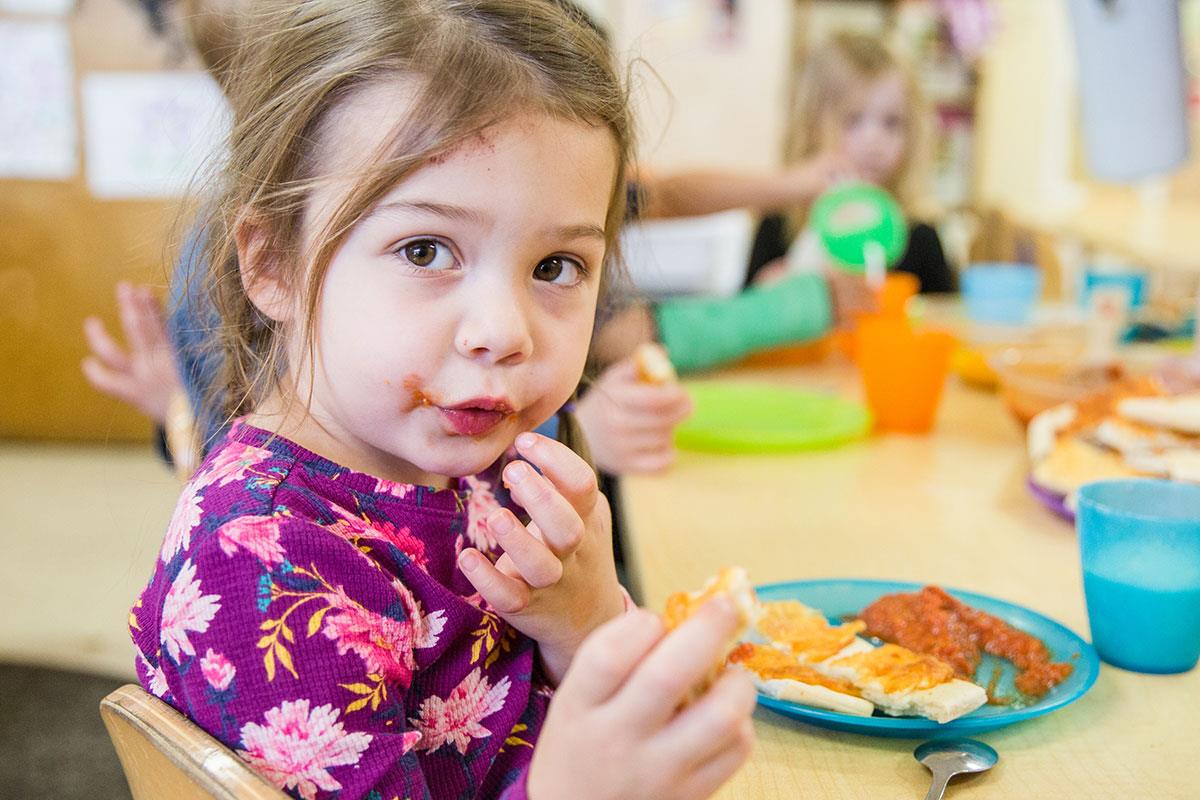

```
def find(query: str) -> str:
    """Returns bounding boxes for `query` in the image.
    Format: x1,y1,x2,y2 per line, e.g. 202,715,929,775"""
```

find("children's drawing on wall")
0,20,77,179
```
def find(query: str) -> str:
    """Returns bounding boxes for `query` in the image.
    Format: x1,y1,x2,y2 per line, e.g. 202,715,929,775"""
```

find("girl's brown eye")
398,239,455,271
533,256,584,286
404,241,437,266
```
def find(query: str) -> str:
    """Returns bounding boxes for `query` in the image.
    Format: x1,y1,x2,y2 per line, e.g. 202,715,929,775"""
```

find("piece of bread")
753,600,986,724
634,342,677,385
1117,394,1200,434
822,644,988,724
1030,436,1140,497
663,567,761,698
754,599,869,664
727,642,875,717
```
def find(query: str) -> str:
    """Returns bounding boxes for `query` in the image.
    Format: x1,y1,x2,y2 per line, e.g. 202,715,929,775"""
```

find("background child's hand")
575,357,693,475
81,282,182,424
785,150,858,202
528,601,756,800
824,268,879,328
458,433,626,683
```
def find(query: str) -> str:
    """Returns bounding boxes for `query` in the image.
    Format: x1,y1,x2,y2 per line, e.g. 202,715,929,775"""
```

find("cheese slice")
727,642,874,717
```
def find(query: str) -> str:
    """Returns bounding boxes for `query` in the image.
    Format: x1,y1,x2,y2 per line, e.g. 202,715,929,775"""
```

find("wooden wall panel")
0,0,202,442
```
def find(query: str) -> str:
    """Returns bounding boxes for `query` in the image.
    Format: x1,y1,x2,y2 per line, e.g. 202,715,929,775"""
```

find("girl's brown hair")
783,31,931,235
194,0,632,432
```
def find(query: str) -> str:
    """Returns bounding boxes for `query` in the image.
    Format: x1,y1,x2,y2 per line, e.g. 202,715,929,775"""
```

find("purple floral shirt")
129,421,546,800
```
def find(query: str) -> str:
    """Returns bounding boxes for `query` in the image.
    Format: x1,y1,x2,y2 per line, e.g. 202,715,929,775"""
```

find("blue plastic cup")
962,263,1042,325
1077,480,1200,674
1079,268,1148,310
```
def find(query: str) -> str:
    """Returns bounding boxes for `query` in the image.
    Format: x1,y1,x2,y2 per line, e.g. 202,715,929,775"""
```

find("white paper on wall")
0,20,77,180
0,0,75,14
82,72,231,199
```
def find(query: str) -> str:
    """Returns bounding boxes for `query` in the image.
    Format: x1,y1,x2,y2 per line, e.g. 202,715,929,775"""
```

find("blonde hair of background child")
783,30,933,237
194,0,633,426
182,0,248,89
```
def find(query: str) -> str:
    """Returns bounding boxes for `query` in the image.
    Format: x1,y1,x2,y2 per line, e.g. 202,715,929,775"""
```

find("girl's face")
835,70,908,187
271,85,616,486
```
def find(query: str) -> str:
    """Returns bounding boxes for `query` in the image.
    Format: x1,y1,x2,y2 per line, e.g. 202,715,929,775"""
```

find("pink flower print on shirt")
389,578,445,650
216,515,286,566
161,489,202,563
160,559,221,663
374,477,414,500
463,476,502,552
237,699,372,800
200,648,236,692
327,507,428,571
138,652,169,699
320,587,416,685
412,668,512,755
200,441,275,490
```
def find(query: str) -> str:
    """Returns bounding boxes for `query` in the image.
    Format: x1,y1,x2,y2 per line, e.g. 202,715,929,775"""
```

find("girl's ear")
235,208,293,323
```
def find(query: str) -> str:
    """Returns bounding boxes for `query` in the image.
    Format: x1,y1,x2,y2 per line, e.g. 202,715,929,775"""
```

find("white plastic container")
1068,0,1189,181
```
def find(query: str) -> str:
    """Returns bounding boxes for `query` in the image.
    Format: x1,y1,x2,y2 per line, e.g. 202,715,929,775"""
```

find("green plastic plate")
675,382,872,453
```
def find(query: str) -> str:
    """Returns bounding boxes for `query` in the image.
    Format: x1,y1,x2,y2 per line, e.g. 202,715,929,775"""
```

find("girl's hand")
785,150,858,202
575,357,693,475
528,601,757,800
82,282,182,424
458,432,625,683
824,268,879,328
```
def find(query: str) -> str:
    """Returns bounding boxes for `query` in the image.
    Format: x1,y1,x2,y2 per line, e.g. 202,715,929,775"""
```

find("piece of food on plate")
755,599,871,664
823,644,988,723
1030,436,1141,497
1026,378,1200,504
663,567,761,698
727,642,874,717
634,342,677,385
1116,393,1200,435
755,598,985,723
860,586,1074,699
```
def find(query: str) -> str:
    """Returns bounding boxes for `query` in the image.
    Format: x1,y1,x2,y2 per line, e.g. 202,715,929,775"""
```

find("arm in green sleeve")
652,274,833,374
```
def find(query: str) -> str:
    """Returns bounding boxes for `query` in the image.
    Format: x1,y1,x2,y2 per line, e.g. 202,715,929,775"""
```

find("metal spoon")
914,739,999,800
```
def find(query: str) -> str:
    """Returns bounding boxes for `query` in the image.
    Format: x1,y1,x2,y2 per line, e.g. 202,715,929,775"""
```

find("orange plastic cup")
856,314,956,433
834,272,920,361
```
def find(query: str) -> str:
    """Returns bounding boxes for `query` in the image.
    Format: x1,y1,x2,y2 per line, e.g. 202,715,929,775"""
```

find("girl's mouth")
437,397,515,437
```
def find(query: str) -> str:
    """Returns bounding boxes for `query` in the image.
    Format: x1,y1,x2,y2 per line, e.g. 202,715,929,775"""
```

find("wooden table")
619,361,1200,799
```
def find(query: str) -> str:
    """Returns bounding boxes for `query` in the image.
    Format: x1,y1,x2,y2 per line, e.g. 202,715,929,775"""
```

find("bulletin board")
0,0,208,442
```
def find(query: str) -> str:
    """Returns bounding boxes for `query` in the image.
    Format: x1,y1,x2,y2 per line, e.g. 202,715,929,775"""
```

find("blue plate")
754,579,1100,738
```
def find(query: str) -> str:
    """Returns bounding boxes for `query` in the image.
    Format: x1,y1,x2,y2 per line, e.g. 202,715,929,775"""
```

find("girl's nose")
453,278,534,366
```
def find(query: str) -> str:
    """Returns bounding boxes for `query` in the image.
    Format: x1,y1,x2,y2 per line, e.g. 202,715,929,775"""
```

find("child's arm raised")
528,601,757,800
458,432,627,683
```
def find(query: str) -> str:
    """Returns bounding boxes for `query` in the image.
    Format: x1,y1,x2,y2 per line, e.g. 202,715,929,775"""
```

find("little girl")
128,2,754,799
746,31,957,294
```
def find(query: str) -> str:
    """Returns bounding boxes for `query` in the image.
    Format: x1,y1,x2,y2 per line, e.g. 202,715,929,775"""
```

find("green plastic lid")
675,382,872,453
811,183,908,273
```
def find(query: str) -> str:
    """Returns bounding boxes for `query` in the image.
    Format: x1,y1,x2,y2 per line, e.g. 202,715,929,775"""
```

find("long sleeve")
131,423,546,800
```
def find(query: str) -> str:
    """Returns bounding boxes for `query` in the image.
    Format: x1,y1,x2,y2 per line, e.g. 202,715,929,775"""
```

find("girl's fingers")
614,598,740,729
487,508,563,589
503,454,589,558
675,719,755,800
652,669,756,767
557,609,665,707
82,316,131,372
512,432,599,517
117,282,153,355
134,287,170,351
81,357,137,404
457,548,530,614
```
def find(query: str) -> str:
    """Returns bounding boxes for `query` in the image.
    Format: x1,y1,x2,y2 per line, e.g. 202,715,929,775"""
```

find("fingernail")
459,550,481,572
505,461,532,485
516,432,537,450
